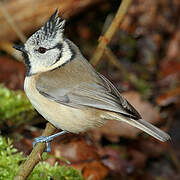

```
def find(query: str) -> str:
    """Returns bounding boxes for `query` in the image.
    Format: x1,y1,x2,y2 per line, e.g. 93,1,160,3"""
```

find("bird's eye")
38,47,47,54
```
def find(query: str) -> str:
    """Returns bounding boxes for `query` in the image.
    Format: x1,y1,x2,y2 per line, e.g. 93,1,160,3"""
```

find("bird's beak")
13,44,27,53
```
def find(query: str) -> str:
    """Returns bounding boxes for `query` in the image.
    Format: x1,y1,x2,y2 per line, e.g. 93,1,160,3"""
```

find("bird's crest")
41,9,65,38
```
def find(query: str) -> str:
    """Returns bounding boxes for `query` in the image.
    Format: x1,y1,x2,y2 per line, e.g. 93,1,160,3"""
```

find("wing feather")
37,72,141,119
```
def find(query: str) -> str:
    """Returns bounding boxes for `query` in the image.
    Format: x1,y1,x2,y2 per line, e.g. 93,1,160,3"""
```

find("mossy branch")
90,0,132,66
14,123,57,180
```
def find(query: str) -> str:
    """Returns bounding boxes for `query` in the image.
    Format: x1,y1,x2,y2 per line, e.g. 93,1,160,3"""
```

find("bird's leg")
32,130,67,152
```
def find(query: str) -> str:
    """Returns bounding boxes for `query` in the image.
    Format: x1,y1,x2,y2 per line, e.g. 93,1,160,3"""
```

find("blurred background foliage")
0,0,179,179
0,85,36,129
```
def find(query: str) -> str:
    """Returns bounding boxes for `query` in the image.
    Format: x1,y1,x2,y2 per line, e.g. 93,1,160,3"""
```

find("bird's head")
14,9,74,76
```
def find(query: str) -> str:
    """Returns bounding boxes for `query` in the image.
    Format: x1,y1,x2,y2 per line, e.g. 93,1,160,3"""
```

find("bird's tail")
106,113,170,142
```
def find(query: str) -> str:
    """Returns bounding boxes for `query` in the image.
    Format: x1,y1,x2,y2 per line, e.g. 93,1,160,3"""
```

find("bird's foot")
32,130,67,152
32,136,52,152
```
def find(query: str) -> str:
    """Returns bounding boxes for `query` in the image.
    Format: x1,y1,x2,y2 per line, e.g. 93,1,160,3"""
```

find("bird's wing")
37,72,141,120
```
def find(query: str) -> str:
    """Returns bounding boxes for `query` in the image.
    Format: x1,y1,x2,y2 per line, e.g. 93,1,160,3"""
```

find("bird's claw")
32,136,52,152
32,131,67,152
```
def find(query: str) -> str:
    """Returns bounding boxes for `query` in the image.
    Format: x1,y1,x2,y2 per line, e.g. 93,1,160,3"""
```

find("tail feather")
128,118,170,142
107,113,170,142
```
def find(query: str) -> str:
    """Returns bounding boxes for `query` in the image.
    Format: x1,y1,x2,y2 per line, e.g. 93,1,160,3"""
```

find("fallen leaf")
128,149,147,169
159,60,180,80
82,161,109,180
54,137,99,163
156,87,180,106
98,146,134,175
52,136,109,180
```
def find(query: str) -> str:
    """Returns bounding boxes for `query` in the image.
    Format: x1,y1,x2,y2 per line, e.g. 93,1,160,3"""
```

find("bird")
13,9,170,152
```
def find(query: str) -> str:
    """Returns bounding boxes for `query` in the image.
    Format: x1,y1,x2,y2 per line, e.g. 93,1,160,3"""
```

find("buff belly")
24,76,105,133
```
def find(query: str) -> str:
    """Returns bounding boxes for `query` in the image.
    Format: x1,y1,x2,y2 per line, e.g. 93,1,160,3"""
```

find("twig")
14,123,57,180
104,47,137,84
0,3,26,43
104,47,151,95
0,2,25,61
104,47,128,76
0,41,23,61
90,0,132,66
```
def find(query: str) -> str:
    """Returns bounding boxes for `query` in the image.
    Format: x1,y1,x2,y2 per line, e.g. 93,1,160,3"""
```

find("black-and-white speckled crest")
42,9,65,39
28,9,65,46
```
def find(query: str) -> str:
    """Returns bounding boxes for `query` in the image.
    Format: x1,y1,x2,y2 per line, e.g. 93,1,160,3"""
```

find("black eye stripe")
49,43,62,50
51,43,63,65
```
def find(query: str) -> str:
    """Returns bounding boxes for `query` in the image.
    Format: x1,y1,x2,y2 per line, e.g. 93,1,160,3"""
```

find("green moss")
0,136,25,180
30,163,84,180
0,136,85,180
0,85,36,128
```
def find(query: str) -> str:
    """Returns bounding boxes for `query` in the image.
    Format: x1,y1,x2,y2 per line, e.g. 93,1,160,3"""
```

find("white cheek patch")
47,48,61,64
27,40,73,75
28,48,62,75
29,56,47,75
